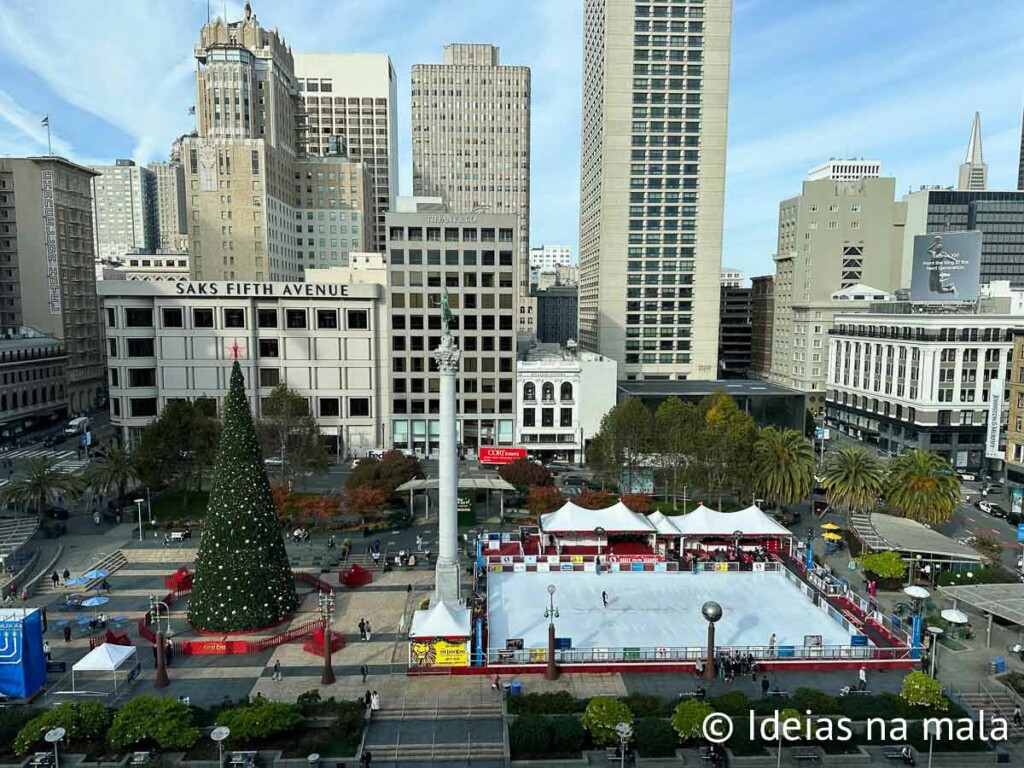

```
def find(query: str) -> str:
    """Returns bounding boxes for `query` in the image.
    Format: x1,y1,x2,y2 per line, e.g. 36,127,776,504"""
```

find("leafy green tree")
575,489,614,509
634,717,677,756
654,397,701,510
87,443,139,507
696,391,757,509
820,446,885,523
613,398,654,492
858,550,907,580
215,699,304,745
753,427,815,508
672,698,713,740
899,671,948,710
805,410,817,438
134,399,218,507
343,485,388,521
972,534,1003,565
14,701,111,754
0,457,85,517
885,449,960,526
107,697,199,750
620,493,653,514
526,485,564,515
345,450,423,499
498,458,553,491
585,433,617,490
188,362,298,632
258,384,328,488
581,696,633,746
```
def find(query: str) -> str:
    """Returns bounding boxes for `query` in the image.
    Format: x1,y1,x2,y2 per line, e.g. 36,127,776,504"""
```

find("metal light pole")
134,498,144,542
544,584,559,680
318,590,336,685
927,626,943,678
732,529,743,561
702,601,722,680
44,727,64,768
615,722,633,768
595,527,605,557
211,727,230,768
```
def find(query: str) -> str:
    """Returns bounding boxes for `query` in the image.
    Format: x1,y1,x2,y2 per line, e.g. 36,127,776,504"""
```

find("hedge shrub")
15,702,112,754
623,693,670,718
791,688,838,715
634,717,676,757
509,714,551,756
581,697,633,746
549,716,585,753
507,690,581,715
215,699,303,745
107,697,199,751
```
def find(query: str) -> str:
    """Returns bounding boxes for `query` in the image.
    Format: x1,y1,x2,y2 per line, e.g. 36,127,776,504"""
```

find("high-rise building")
720,267,744,287
902,188,1024,287
293,156,373,269
0,157,105,412
718,284,751,377
769,172,906,410
534,285,578,346
385,197,518,455
294,53,399,252
749,275,774,378
577,0,732,380
957,112,987,192
182,3,304,282
530,244,572,290
148,160,189,253
411,44,531,332
806,159,881,182
90,159,157,263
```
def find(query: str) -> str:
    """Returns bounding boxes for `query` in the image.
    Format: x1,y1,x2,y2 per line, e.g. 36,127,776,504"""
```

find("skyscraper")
578,0,732,380
90,159,157,263
294,53,399,253
182,2,308,281
958,112,987,191
411,44,532,331
148,160,188,253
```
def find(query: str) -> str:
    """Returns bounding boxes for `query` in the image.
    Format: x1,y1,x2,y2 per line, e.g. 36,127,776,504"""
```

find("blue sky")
1,0,1023,278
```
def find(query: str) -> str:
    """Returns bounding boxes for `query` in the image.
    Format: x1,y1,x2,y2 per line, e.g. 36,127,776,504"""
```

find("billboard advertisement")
0,608,46,699
986,379,1005,459
1012,488,1024,518
909,231,982,301
478,446,527,466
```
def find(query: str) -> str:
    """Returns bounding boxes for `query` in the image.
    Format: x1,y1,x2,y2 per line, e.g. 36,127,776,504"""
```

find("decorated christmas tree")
187,361,298,632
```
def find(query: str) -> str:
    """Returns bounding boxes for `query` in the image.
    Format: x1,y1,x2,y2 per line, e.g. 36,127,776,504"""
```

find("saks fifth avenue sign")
176,282,351,297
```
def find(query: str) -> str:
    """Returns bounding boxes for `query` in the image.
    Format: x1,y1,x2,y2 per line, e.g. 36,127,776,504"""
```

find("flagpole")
46,122,52,156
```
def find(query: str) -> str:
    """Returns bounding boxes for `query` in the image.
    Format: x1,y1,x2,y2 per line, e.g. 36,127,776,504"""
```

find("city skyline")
0,0,1023,279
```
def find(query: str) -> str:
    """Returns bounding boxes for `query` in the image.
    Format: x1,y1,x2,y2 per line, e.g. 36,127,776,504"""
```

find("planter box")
511,754,588,767
727,749,776,768
821,746,872,765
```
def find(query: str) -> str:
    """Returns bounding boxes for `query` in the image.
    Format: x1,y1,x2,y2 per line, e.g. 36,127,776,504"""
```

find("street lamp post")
595,527,605,558
732,530,743,561
544,584,559,680
702,601,723,680
211,727,230,768
926,626,943,678
134,498,144,542
318,590,336,685
149,594,171,688
44,728,64,768
615,722,633,768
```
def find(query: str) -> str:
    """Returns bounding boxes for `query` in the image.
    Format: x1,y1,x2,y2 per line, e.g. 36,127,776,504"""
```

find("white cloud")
0,90,73,156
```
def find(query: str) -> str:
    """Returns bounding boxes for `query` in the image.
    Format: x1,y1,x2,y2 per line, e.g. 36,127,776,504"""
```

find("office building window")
223,308,245,328
125,308,153,328
193,308,214,328
350,397,370,417
258,339,279,358
347,310,369,329
162,308,183,328
258,308,278,328
317,309,338,329
286,309,307,329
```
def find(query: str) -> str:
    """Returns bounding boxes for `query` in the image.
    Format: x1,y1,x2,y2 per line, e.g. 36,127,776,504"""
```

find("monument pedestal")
432,331,462,606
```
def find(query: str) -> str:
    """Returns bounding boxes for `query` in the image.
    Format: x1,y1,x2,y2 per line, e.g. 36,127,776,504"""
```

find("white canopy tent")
71,642,139,694
409,600,472,638
647,511,683,536
670,504,793,537
540,501,657,533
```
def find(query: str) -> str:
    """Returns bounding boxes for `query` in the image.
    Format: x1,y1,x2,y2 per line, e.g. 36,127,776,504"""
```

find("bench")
229,752,257,768
792,747,820,762
883,746,915,763
604,746,634,764
131,752,155,766
768,689,790,697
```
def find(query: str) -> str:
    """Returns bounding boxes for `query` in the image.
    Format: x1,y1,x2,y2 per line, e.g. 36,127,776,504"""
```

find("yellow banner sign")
410,640,468,667
529,647,547,662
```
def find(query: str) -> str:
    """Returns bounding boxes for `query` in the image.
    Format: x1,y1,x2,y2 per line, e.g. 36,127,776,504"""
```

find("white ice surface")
487,570,854,651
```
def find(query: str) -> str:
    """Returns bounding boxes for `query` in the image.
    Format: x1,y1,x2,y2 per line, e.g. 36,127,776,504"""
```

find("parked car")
977,500,994,513
42,433,63,448
562,475,589,487
986,504,1009,519
44,505,69,521
958,471,977,482
562,486,582,498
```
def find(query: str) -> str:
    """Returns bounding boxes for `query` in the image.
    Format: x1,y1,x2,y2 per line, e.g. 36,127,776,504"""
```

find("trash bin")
996,657,1006,673
307,754,320,768
510,681,522,696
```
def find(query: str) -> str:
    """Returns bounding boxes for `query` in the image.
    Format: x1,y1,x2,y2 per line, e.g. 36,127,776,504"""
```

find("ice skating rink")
487,570,856,652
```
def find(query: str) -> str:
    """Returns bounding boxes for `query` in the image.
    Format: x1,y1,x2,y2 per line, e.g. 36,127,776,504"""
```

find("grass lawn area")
150,490,210,521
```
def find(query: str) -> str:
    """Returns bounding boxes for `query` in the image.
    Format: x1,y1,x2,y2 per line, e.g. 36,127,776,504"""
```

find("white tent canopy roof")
541,501,657,534
73,642,137,672
647,511,683,536
668,504,794,537
409,600,472,638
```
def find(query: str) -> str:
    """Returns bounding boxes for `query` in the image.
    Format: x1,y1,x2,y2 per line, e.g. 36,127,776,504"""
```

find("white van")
64,416,91,437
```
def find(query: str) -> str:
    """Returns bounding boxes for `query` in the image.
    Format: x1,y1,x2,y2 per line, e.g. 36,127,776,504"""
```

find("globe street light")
318,590,336,685
544,584,559,680
615,721,633,768
926,626,943,678
211,727,230,768
702,601,723,680
732,530,743,561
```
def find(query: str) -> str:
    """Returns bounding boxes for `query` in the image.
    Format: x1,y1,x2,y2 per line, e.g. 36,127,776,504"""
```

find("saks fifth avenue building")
98,275,390,457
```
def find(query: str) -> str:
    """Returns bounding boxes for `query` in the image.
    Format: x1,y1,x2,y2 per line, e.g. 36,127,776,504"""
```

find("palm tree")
87,443,140,509
0,458,86,517
885,449,960,526
752,426,815,508
820,446,886,523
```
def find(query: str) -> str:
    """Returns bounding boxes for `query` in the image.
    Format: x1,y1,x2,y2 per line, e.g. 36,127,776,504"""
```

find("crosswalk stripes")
0,448,75,460
53,459,89,474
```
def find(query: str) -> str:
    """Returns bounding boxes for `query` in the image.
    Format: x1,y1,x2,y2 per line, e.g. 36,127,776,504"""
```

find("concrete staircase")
371,743,505,761
375,702,503,721
368,701,506,762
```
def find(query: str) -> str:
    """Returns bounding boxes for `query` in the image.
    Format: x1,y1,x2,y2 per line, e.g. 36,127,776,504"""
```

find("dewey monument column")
432,289,462,605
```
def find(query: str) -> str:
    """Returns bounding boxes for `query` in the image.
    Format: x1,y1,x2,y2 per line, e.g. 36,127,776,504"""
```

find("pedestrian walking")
43,640,51,661
371,690,380,715
165,640,174,666
364,689,372,719
491,673,501,692
100,579,111,594
272,660,282,681
601,590,608,607
63,624,71,643
761,676,770,697
868,580,877,598
358,618,367,641
50,571,59,588
694,659,704,678
62,568,70,583
768,633,776,657
360,664,368,683
858,666,867,692
1013,705,1022,728
365,620,372,641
